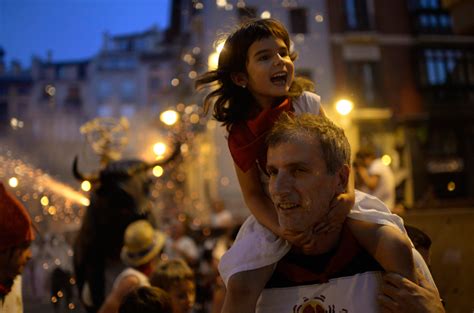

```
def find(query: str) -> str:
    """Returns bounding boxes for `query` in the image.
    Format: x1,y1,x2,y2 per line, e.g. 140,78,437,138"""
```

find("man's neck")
290,227,343,256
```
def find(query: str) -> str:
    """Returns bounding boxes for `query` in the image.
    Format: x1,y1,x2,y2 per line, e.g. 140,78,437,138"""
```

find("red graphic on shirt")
292,295,348,313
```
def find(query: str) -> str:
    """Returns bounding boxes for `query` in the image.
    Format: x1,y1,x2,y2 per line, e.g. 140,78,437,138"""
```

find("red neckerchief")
0,283,11,297
228,98,293,172
274,224,361,284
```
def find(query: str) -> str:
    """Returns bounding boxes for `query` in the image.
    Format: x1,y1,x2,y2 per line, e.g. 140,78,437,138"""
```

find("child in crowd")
195,18,431,313
118,286,172,313
150,259,196,313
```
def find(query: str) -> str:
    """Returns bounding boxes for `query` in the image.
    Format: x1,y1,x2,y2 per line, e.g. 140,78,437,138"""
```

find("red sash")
228,98,292,172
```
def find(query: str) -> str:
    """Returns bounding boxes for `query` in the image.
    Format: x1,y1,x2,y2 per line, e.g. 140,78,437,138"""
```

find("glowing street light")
381,154,392,166
81,180,92,192
335,99,354,116
208,41,225,70
8,177,18,188
152,165,164,177
160,110,179,126
153,142,167,157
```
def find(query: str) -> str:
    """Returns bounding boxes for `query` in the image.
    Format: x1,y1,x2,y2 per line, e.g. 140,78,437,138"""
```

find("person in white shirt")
354,146,396,211
98,220,166,313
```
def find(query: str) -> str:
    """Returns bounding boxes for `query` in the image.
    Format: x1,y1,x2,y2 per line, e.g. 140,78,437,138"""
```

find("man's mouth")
270,72,287,85
277,202,300,211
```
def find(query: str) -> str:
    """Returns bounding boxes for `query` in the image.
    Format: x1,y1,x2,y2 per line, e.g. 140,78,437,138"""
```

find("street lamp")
335,99,354,116
160,110,179,126
208,41,225,70
153,142,167,158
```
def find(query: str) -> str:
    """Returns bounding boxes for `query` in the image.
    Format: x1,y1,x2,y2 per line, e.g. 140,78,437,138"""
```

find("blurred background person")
99,220,166,313
164,217,199,267
150,259,196,313
354,146,396,211
118,286,173,313
210,200,233,230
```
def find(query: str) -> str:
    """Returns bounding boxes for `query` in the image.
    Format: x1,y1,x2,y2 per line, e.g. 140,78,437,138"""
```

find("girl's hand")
300,191,354,254
326,191,354,230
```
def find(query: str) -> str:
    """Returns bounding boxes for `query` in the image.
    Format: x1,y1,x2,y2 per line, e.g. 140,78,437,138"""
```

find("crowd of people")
1,17,446,313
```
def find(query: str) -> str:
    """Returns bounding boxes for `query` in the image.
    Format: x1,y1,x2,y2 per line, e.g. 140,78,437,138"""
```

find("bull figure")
72,147,179,312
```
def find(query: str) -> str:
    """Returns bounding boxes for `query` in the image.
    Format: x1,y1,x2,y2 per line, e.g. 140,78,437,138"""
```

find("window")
97,80,112,101
346,61,381,107
344,0,371,31
289,8,308,34
238,6,257,22
0,86,8,96
149,77,161,91
121,80,136,102
418,48,474,87
409,0,452,34
417,47,474,105
98,57,137,71
65,86,81,108
17,86,30,96
0,101,8,124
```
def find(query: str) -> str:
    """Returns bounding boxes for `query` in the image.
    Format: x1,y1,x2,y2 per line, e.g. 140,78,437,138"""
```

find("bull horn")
72,156,99,182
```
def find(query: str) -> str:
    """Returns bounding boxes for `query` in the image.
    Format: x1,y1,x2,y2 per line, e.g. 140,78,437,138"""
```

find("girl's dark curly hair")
195,18,313,130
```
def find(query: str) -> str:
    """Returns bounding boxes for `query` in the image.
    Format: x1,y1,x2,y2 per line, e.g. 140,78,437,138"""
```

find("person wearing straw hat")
0,182,35,313
99,220,166,313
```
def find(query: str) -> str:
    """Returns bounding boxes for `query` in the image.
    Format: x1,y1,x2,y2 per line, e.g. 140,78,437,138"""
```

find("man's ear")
336,165,350,194
230,72,248,88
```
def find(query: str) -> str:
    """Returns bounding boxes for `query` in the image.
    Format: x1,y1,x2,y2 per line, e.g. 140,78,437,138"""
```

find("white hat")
120,220,166,267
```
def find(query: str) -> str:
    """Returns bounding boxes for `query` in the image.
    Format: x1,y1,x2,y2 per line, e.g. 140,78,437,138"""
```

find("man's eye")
294,168,307,174
258,55,270,61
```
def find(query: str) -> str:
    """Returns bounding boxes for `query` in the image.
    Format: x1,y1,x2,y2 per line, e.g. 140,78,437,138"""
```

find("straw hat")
121,220,166,267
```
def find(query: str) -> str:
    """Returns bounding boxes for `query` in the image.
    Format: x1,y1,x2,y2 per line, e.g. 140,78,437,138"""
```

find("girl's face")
243,36,294,109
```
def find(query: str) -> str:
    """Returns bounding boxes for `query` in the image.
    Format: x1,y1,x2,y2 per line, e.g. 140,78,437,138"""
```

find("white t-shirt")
367,158,396,210
112,268,150,290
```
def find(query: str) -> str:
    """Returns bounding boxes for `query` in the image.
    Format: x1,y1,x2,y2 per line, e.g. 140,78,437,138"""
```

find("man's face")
0,242,32,287
267,136,342,234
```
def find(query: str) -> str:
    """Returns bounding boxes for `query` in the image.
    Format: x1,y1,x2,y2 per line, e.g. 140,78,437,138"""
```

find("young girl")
195,18,432,313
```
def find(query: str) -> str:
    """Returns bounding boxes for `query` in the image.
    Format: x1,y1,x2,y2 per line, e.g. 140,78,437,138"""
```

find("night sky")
0,0,171,68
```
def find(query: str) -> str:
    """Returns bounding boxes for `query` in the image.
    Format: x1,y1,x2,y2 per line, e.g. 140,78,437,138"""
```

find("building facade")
327,0,474,208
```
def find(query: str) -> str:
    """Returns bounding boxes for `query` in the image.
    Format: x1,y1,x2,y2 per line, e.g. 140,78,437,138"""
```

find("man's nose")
271,172,292,195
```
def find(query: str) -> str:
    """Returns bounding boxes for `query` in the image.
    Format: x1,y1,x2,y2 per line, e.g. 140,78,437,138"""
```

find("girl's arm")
221,265,274,313
347,219,417,282
234,163,282,236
